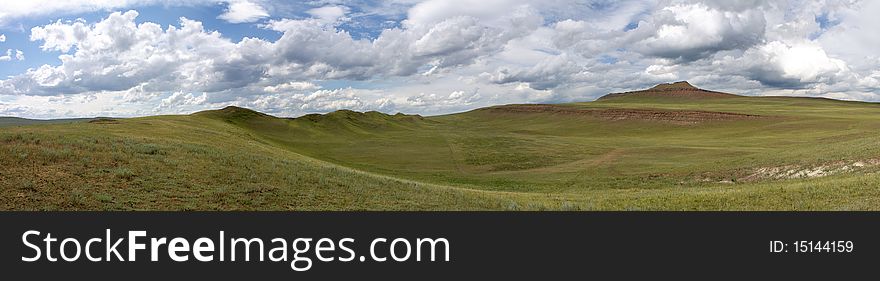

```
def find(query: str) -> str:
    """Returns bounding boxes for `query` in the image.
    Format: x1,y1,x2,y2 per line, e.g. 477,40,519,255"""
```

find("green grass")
3,95,880,210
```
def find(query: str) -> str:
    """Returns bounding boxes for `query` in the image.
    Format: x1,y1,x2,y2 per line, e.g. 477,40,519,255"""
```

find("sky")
0,0,879,119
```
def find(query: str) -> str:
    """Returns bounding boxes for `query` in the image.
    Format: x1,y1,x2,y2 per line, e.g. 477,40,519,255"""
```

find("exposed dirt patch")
739,159,880,182
593,108,760,124
482,104,762,124
693,159,880,185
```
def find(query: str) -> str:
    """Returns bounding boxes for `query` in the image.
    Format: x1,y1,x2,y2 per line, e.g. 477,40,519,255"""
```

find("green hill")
4,82,880,210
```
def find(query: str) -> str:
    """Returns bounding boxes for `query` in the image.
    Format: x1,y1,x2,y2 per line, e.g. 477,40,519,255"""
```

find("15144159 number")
769,240,854,253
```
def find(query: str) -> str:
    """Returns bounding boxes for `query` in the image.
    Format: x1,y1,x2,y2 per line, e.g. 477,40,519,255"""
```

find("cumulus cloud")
404,0,554,29
411,16,512,68
488,53,584,90
30,19,91,53
263,81,322,93
306,5,349,24
644,64,679,81
626,2,766,61
5,8,529,101
6,11,277,96
156,92,207,112
269,4,537,78
218,0,270,23
738,41,849,88
242,88,368,114
817,0,880,71
405,90,482,108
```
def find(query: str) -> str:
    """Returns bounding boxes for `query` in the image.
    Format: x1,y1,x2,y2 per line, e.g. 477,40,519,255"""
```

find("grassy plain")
3,93,880,210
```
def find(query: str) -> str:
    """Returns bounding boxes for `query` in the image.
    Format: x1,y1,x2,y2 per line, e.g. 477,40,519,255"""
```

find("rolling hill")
4,81,880,210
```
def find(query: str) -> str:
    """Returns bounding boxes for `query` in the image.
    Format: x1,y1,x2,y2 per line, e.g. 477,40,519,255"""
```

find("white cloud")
405,0,533,28
7,11,262,96
644,64,679,81
404,90,481,107
263,7,533,79
488,53,584,90
818,1,880,71
0,0,219,27
411,16,505,66
741,41,849,88
306,5,349,24
0,49,24,62
0,50,11,62
242,88,369,114
218,0,270,23
626,2,766,61
30,18,90,53
0,90,157,118
156,92,207,112
263,81,322,93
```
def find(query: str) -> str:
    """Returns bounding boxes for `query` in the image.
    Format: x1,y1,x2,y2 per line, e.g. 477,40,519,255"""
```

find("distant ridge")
0,117,97,127
598,81,740,100
191,106,427,128
295,109,424,122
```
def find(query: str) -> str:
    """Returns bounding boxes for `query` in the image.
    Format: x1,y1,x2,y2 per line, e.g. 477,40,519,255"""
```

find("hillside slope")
4,83,880,210
0,112,506,210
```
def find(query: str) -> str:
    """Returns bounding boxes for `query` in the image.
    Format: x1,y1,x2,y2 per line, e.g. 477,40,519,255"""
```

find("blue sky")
0,2,313,77
1,0,879,119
